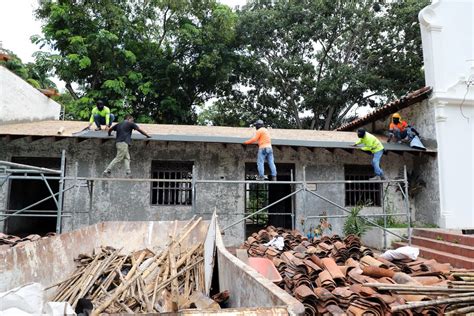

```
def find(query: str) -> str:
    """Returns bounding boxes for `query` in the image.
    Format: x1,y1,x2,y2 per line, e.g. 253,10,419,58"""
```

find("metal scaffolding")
0,154,411,247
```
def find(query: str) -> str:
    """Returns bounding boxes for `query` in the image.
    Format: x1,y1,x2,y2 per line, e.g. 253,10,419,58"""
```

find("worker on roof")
388,113,409,143
388,113,422,144
243,119,277,181
87,100,115,131
103,114,151,177
352,128,386,181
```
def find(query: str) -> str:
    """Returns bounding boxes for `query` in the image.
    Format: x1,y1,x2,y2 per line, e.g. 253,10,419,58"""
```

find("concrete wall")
0,66,61,124
215,226,304,315
419,0,474,228
0,137,425,246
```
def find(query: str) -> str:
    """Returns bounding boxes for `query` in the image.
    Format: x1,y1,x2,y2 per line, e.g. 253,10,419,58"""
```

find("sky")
0,0,371,118
0,0,247,92
0,0,43,63
0,0,246,63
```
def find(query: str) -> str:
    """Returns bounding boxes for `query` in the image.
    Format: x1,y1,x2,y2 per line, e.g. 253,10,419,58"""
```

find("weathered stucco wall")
0,66,61,123
0,137,426,246
354,99,440,227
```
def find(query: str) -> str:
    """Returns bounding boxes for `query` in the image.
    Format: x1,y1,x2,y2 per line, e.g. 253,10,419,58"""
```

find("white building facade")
0,66,61,124
419,0,474,228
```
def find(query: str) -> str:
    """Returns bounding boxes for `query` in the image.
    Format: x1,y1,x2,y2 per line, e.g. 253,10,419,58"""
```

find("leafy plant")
343,204,369,237
376,194,402,228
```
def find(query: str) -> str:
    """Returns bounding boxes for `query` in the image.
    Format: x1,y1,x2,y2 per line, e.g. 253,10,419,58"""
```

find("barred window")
245,174,269,226
151,161,193,206
344,165,381,207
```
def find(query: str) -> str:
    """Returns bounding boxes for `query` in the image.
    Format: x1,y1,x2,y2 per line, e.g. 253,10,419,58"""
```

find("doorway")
6,157,61,236
244,163,295,237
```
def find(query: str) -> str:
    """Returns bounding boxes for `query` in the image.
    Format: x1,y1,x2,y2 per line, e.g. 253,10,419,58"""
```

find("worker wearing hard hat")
388,113,408,143
243,119,277,181
86,100,115,131
352,128,386,180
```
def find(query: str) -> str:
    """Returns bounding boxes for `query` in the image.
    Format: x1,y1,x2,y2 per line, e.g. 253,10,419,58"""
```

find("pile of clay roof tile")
241,226,474,315
0,232,56,251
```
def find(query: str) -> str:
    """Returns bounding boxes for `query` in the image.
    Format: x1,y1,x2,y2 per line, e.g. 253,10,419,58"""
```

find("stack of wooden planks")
49,217,219,314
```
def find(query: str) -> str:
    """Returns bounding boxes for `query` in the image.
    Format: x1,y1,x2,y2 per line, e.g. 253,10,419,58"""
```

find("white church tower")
419,0,474,228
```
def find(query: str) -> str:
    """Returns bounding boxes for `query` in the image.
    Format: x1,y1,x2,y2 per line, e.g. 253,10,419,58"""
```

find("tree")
0,49,57,90
34,0,238,123
201,0,428,130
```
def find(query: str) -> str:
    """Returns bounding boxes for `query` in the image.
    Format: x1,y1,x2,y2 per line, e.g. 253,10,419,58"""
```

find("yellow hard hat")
392,113,401,119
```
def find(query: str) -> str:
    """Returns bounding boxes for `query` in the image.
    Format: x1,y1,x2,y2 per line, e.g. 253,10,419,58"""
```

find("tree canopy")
28,0,427,128
201,0,428,129
34,0,238,123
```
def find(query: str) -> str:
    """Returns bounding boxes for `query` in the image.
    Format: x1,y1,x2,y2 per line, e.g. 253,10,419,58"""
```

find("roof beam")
389,150,404,156
76,137,90,144
339,148,354,154
99,138,112,144
25,135,47,143
1,135,28,143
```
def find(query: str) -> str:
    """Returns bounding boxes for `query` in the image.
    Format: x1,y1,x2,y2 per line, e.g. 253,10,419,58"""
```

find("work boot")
369,175,381,181
102,170,111,177
271,176,277,181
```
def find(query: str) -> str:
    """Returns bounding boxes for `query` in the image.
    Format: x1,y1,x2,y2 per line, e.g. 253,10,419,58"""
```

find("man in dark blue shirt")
103,115,151,176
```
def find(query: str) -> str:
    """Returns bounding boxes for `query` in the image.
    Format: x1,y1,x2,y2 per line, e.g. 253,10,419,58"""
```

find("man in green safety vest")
352,128,386,180
86,100,115,131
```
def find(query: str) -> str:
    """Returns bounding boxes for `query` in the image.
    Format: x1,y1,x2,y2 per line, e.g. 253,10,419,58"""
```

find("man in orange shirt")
388,113,408,143
244,120,277,181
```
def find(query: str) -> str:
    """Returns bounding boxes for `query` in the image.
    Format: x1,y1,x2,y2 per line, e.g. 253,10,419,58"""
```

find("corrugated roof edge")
335,86,432,131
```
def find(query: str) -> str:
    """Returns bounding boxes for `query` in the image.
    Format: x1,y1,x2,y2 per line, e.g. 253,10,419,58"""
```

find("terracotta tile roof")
336,87,432,131
241,226,464,315
0,232,56,251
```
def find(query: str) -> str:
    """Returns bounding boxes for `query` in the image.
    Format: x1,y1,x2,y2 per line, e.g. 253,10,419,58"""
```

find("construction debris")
48,217,218,314
241,226,474,315
0,232,56,251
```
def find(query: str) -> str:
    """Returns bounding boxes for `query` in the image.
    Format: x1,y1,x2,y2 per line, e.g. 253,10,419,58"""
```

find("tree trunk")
324,106,336,130
65,82,79,100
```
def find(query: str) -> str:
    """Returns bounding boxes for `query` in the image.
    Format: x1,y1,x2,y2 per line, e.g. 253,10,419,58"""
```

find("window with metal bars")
244,174,269,226
151,161,193,206
344,165,381,207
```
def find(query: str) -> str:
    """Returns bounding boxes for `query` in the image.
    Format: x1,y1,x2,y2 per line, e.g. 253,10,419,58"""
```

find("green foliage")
0,49,57,90
35,0,238,123
201,0,429,129
343,204,369,237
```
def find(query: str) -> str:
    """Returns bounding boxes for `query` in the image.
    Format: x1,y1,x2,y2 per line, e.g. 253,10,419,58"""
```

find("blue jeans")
257,147,277,177
372,150,384,177
391,128,407,141
94,113,115,128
